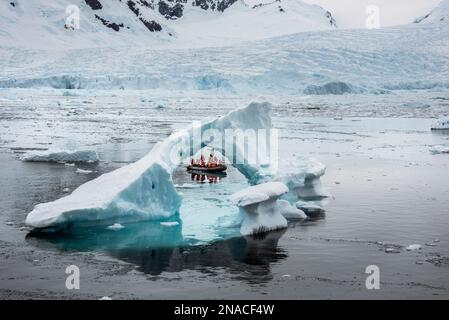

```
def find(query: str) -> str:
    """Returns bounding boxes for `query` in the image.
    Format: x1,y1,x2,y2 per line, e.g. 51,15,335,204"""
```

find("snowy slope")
414,0,449,23
1,0,337,49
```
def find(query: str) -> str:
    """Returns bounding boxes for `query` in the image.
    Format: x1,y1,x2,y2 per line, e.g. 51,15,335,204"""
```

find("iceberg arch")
26,102,275,229
25,102,327,231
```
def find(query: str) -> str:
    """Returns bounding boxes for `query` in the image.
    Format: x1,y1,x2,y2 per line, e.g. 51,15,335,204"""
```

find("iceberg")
25,101,327,233
231,182,289,236
21,149,99,163
431,116,449,130
277,200,307,220
26,102,276,229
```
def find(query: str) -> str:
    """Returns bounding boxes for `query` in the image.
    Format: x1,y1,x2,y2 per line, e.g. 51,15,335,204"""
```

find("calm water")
1,90,448,299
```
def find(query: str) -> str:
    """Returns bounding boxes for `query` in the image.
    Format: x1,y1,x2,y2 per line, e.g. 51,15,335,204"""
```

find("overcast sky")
303,0,442,28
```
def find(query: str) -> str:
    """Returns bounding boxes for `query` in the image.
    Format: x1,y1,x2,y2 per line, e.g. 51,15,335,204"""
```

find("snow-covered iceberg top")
231,182,288,207
21,149,99,163
431,116,449,130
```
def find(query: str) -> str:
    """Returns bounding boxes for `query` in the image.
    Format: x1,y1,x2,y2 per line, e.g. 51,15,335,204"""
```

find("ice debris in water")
76,168,93,174
406,244,422,251
160,221,179,227
430,116,449,130
21,149,99,163
295,201,325,216
106,223,125,231
230,182,289,236
429,145,449,154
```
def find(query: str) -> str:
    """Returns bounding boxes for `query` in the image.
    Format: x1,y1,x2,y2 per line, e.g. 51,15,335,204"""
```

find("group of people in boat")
190,153,224,168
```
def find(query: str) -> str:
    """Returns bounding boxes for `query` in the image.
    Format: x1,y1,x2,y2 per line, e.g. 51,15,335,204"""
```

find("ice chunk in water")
231,182,289,235
431,116,449,130
21,149,99,163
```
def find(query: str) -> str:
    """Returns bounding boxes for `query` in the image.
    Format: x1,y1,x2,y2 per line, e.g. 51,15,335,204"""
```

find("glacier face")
1,21,448,95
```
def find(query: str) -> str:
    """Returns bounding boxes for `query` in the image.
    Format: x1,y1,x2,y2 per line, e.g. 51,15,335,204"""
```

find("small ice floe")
21,149,99,163
425,242,438,247
160,221,179,227
76,168,93,174
406,244,422,251
430,116,449,130
277,200,307,220
385,248,401,254
65,163,75,167
174,183,201,189
5,221,14,226
99,296,112,300
106,223,125,231
295,201,324,217
62,188,70,193
429,145,449,154
282,274,292,278
231,182,289,236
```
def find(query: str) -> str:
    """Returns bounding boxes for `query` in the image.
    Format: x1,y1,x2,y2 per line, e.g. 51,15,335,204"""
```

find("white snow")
160,221,180,227
106,223,125,231
406,244,422,251
430,116,449,130
20,149,99,163
76,168,93,174
429,145,449,154
231,182,289,235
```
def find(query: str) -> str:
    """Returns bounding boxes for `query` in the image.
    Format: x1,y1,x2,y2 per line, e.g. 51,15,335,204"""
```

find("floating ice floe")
406,244,422,251
76,168,93,174
429,145,449,154
231,182,289,235
106,223,125,231
25,102,326,233
21,149,99,163
295,201,325,216
430,116,449,130
277,200,307,220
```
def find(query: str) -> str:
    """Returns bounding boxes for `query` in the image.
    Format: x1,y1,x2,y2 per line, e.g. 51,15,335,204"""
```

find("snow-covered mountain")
414,0,449,23
1,0,337,48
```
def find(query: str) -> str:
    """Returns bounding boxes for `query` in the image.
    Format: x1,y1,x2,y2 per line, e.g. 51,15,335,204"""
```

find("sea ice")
106,223,125,231
429,145,449,154
430,116,449,130
21,149,99,163
76,168,93,174
231,182,289,235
